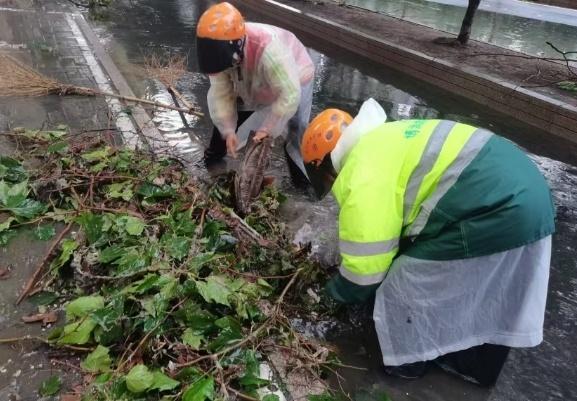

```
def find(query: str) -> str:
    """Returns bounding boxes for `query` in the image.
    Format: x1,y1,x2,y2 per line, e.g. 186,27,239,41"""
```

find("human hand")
226,133,238,158
253,130,270,142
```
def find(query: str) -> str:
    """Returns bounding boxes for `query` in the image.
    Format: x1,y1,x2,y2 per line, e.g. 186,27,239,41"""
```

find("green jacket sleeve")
325,273,380,304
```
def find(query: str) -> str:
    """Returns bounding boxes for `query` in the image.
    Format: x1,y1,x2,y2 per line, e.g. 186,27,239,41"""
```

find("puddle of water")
342,0,577,59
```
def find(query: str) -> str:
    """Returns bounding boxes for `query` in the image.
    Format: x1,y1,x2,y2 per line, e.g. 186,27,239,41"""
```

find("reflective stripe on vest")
335,120,490,286
403,120,456,224
405,128,493,237
339,265,387,286
339,238,399,256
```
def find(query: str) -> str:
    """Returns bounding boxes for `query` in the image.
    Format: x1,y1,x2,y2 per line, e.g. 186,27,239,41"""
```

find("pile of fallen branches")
0,127,340,401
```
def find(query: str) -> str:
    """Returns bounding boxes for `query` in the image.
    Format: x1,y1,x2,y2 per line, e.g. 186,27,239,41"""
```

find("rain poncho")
373,236,551,366
327,99,555,366
207,22,314,140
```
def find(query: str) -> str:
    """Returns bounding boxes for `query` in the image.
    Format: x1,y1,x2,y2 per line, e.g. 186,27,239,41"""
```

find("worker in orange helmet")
302,99,554,385
196,2,315,178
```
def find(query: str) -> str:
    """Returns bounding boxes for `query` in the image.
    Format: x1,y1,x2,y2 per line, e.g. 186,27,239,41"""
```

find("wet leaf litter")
0,126,350,401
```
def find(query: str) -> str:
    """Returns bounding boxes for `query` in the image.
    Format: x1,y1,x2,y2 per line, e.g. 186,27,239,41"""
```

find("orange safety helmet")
301,109,353,166
196,3,246,74
301,109,353,198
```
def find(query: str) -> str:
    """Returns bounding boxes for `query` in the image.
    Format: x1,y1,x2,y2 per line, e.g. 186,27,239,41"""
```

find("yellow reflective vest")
331,119,554,287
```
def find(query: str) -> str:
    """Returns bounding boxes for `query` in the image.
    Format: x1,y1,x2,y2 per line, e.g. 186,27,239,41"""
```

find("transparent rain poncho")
206,22,315,141
373,236,552,366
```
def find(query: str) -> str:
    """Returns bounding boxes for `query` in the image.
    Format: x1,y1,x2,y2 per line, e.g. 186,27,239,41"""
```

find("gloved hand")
226,133,239,158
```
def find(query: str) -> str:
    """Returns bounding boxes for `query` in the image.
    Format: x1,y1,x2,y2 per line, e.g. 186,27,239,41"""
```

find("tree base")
433,37,468,47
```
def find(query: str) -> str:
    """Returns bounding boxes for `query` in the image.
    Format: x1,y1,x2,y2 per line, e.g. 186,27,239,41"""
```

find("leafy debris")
0,127,341,401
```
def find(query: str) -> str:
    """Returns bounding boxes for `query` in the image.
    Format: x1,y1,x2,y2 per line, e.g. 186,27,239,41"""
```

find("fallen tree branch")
0,335,92,352
546,41,577,78
16,222,74,304
175,268,303,369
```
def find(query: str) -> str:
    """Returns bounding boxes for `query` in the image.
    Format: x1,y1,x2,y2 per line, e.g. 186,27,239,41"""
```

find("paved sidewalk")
0,2,158,399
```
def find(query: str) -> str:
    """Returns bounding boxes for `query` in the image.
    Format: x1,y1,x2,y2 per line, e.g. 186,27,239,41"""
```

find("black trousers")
204,111,254,163
437,343,510,386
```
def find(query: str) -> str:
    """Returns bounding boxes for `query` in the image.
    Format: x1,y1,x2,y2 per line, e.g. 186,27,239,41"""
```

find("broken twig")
16,222,73,304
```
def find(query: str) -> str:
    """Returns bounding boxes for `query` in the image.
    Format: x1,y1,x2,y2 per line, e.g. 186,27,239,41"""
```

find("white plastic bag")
331,98,387,172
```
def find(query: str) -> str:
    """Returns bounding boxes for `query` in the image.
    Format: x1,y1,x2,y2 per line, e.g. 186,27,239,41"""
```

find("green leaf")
0,157,27,182
125,364,154,393
106,181,134,201
81,146,111,162
121,215,145,236
187,252,217,272
164,210,196,236
28,291,59,306
182,328,204,350
159,275,178,299
33,224,55,241
0,216,15,232
6,198,46,219
263,395,280,401
81,345,112,373
95,373,112,384
99,244,125,263
196,275,232,307
165,235,190,260
66,295,105,319
239,374,269,390
47,141,69,154
175,302,216,332
0,230,16,246
0,180,45,219
113,248,148,273
92,296,124,331
182,377,214,401
150,370,180,392
136,181,176,200
209,320,242,352
58,319,97,344
122,274,160,294
557,80,577,92
308,394,339,401
50,238,78,271
0,180,28,207
77,212,105,244
39,375,61,396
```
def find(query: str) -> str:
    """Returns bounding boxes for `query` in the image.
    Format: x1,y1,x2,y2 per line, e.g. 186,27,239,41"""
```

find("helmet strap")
305,154,337,199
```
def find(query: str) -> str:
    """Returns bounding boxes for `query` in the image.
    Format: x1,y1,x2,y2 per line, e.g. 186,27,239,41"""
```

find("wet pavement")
341,0,577,59
0,3,121,399
431,0,577,26
1,0,577,400
88,1,577,400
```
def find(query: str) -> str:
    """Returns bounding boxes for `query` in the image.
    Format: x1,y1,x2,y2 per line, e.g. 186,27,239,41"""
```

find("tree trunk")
457,0,481,45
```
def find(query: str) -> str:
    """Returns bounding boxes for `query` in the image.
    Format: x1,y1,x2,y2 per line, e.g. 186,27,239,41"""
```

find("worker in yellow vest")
301,99,555,385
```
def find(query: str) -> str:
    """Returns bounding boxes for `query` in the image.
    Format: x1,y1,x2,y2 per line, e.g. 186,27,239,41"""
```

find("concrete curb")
234,0,577,143
73,15,167,151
